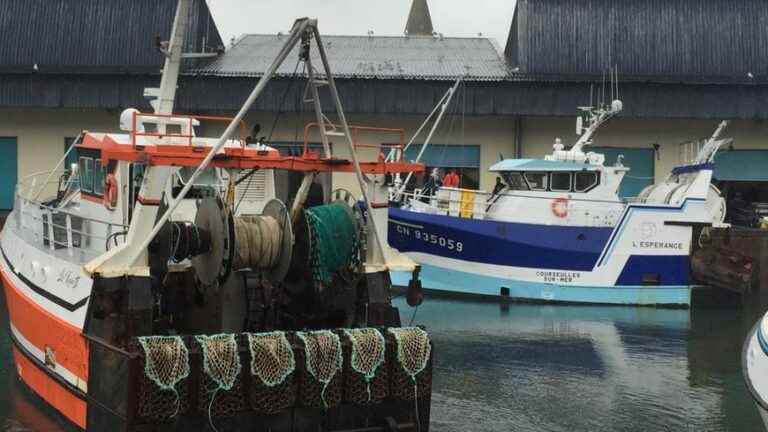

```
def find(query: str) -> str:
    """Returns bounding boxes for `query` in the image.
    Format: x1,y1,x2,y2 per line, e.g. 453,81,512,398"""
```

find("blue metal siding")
4,74,768,119
508,0,768,84
592,147,655,198
0,138,18,209
0,0,222,74
713,150,768,181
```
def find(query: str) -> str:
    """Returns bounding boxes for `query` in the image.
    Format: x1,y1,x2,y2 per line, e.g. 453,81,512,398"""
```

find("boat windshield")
501,171,530,191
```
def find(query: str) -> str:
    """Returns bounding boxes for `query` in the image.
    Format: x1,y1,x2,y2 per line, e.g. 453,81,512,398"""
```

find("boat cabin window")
93,159,105,195
78,156,107,196
574,171,599,192
550,172,572,192
501,172,529,191
524,172,548,191
79,157,94,194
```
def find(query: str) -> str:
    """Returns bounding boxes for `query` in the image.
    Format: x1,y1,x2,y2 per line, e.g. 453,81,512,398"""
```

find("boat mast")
145,0,217,115
86,18,394,275
393,76,462,199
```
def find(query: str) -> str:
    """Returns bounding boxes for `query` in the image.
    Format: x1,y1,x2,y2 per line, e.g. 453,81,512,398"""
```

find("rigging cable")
234,59,303,214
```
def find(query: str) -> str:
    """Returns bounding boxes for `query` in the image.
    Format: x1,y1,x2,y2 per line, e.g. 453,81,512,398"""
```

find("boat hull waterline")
388,202,704,307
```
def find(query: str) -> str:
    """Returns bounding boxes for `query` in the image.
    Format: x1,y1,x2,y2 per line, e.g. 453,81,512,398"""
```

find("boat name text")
632,241,684,250
395,225,464,252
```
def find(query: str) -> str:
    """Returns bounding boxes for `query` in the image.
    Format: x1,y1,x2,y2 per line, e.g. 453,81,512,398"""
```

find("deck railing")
13,170,128,263
399,187,491,219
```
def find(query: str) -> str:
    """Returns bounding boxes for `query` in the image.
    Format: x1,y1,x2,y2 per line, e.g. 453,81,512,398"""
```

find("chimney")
405,0,434,36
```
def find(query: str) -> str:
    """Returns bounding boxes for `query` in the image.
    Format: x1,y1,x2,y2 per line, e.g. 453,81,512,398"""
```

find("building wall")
0,108,118,194
521,117,768,183
3,107,767,204
238,112,519,195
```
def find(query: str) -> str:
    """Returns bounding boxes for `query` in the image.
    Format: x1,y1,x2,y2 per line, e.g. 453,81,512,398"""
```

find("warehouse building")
3,0,768,219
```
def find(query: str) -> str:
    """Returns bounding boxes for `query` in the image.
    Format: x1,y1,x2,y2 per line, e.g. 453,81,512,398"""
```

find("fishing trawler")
0,2,433,430
743,312,768,430
389,98,731,306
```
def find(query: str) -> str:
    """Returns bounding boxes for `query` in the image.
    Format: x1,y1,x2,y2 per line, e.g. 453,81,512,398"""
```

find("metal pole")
386,87,451,163
396,76,462,197
305,54,332,158
156,0,191,115
126,19,312,265
312,27,387,261
34,133,82,201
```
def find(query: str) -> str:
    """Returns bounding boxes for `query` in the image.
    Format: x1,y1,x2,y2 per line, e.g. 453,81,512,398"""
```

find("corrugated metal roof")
188,34,509,81
0,0,222,74
506,0,768,83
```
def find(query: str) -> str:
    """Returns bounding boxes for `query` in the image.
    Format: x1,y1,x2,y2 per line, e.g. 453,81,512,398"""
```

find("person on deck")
442,169,460,188
492,176,505,195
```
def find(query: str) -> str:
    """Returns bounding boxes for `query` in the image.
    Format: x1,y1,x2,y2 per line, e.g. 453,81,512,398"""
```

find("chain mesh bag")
136,336,191,420
194,334,244,429
297,330,343,408
387,327,432,400
342,328,388,404
246,331,298,414
387,327,433,432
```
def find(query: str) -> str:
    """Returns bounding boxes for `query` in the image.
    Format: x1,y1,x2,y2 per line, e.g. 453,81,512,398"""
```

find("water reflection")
395,298,764,432
0,292,762,431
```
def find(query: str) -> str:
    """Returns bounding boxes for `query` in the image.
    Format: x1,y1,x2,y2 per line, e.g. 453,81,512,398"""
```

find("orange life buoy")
104,173,118,210
551,198,568,218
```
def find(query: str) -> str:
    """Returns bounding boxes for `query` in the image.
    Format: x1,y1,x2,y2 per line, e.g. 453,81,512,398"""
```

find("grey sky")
207,0,517,52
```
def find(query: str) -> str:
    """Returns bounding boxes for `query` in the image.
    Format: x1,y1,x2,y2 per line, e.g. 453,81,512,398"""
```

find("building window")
575,171,599,192
403,144,481,190
524,172,548,191
550,172,572,192
79,157,94,193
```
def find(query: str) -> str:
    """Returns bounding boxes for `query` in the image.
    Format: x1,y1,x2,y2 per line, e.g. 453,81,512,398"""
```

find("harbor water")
0,294,764,431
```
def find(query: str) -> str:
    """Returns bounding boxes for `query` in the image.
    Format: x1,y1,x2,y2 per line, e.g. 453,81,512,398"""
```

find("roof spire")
405,0,434,36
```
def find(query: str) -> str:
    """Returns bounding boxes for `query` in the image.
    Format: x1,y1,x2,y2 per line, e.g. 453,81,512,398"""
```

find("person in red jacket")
442,169,460,188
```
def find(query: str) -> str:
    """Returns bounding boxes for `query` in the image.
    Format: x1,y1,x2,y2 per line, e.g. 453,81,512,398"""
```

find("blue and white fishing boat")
389,100,730,306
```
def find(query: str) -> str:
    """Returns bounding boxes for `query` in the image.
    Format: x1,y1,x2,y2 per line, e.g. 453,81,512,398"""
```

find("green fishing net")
305,203,357,284
343,328,385,401
247,331,295,387
137,335,190,417
297,330,343,408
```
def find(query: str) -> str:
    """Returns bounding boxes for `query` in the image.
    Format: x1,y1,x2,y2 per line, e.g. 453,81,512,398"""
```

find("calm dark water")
394,297,765,432
0,292,764,431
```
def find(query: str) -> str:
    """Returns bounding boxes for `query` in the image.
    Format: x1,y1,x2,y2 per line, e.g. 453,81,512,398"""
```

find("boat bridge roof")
490,158,600,172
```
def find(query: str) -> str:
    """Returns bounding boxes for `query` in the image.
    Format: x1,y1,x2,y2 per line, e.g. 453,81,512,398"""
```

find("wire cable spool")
232,199,293,281
192,198,292,285
192,197,235,286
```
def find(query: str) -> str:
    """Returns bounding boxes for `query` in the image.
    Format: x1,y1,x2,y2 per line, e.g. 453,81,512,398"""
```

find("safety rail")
302,122,405,158
131,112,249,149
399,187,491,219
14,171,128,263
